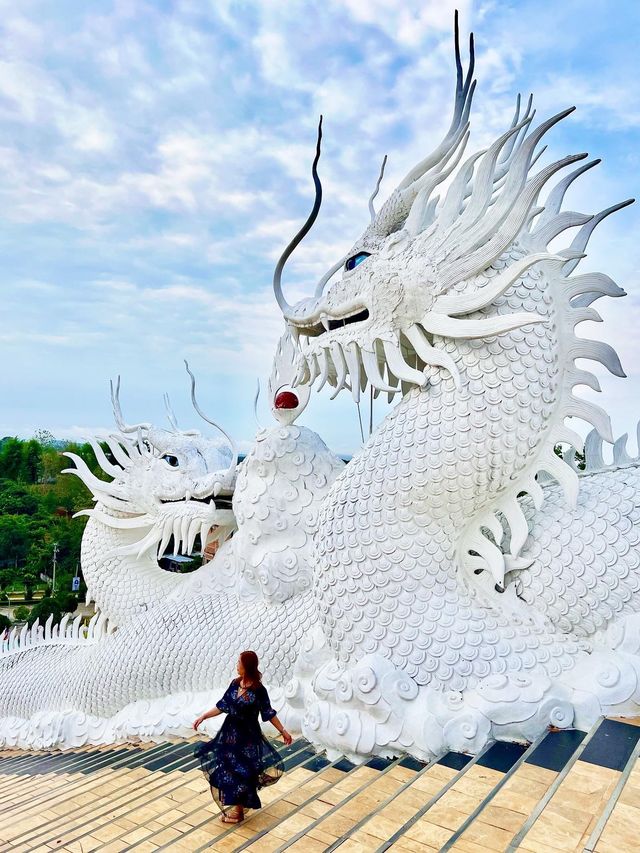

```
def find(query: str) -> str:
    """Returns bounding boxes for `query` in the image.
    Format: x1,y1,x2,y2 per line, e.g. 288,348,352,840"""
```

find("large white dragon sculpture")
273,17,640,759
1,15,640,762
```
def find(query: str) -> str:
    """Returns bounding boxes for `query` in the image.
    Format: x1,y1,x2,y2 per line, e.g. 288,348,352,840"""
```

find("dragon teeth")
180,516,191,552
361,348,396,392
307,353,320,384
330,342,348,399
159,519,173,557
304,332,438,402
186,519,200,554
343,342,362,402
316,348,331,391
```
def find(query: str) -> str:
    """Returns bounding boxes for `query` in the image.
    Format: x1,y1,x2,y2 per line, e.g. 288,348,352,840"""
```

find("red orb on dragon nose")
275,390,299,410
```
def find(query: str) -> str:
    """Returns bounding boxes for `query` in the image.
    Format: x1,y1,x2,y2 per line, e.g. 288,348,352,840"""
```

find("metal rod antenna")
356,402,365,444
52,542,59,594
369,385,374,437
253,379,262,428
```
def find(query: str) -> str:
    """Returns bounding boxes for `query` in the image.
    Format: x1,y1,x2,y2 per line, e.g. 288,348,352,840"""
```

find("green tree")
0,480,38,515
27,597,63,627
0,438,23,480
41,446,65,483
33,429,55,447
54,591,79,613
0,614,11,632
0,436,90,608
21,440,43,484
0,516,29,562
0,568,15,589
25,539,53,579
22,571,38,599
13,605,30,621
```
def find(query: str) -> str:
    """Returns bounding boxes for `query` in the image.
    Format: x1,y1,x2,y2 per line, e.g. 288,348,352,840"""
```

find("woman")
193,650,293,824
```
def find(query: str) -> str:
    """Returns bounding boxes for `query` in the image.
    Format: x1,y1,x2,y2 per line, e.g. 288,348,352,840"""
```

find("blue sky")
1,0,639,456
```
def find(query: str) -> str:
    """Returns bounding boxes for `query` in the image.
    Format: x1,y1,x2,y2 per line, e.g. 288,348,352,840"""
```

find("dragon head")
64,370,237,561
273,14,631,414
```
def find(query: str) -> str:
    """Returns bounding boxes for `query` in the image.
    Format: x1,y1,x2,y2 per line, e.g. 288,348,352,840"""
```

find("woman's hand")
281,729,293,746
193,715,205,731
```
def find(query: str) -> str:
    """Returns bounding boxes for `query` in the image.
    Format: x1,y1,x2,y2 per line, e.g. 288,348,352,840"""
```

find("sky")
1,0,639,457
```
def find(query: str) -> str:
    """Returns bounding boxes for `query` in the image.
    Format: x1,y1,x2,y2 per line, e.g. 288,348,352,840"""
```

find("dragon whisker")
420,310,545,339
404,325,461,388
382,339,426,386
433,252,568,316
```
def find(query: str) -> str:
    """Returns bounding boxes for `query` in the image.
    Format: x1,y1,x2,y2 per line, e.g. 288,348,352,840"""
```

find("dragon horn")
184,360,237,478
110,376,151,434
273,115,323,315
163,393,180,432
368,154,388,222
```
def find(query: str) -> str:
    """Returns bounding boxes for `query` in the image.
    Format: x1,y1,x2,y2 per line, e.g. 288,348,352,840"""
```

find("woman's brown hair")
238,650,262,687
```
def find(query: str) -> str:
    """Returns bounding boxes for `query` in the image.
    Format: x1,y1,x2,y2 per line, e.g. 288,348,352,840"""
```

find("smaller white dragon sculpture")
0,351,344,749
65,375,237,626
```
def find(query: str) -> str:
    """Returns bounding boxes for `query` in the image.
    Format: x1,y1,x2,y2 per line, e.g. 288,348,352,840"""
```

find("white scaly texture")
0,347,343,749
230,424,345,603
509,425,640,638
215,328,344,604
275,16,640,762
0,593,311,749
174,329,344,607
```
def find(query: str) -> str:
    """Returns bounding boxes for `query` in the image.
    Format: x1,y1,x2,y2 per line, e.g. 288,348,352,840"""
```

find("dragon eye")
345,252,370,271
163,454,179,467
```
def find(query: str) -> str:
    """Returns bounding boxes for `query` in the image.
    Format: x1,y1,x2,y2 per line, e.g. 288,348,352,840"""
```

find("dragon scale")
314,266,580,687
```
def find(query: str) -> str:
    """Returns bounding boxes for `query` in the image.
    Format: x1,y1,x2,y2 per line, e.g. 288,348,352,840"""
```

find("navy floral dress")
194,680,284,813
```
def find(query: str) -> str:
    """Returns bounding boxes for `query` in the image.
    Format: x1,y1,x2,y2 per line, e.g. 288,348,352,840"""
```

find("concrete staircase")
0,717,638,852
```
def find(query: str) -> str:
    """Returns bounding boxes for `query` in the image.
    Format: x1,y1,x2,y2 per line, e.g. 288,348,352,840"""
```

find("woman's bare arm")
193,707,223,730
268,715,292,745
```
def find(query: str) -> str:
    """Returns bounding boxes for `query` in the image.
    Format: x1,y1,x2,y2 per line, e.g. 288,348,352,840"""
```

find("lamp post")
52,543,58,594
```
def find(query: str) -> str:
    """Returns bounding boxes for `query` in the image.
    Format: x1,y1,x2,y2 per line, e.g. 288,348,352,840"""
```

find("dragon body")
514,431,640,640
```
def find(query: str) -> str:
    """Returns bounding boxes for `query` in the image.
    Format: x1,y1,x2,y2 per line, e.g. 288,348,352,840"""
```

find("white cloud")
324,0,473,48
1,0,639,455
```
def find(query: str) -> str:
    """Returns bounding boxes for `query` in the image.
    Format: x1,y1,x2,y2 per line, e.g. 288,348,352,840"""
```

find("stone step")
64,741,324,853
0,741,198,851
0,741,190,828
344,743,504,852
1,718,640,852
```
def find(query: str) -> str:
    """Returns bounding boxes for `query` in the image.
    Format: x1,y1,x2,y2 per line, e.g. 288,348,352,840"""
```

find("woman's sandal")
220,808,243,823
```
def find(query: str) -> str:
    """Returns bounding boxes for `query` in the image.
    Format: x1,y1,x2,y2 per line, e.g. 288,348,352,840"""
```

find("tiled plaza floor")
0,717,639,852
